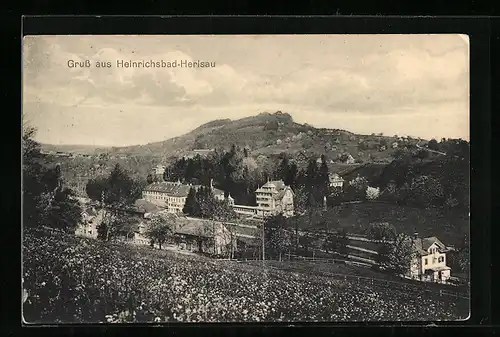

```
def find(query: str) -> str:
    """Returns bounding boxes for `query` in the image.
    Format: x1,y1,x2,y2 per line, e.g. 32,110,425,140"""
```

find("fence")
236,256,470,301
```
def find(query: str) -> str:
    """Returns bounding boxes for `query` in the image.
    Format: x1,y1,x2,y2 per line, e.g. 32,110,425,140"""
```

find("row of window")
424,256,445,265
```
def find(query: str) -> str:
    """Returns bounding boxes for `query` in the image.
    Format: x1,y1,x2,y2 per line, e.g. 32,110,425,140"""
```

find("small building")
328,173,344,189
174,219,236,256
75,206,104,239
153,165,166,176
409,234,452,283
391,142,399,149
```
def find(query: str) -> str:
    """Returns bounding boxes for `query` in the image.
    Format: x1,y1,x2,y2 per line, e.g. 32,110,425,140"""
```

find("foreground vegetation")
23,229,469,323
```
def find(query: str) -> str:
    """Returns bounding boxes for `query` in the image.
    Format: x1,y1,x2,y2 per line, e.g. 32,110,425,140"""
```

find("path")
416,141,447,156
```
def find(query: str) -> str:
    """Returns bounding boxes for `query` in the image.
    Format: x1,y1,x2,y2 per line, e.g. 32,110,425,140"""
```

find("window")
424,258,428,265
438,256,444,263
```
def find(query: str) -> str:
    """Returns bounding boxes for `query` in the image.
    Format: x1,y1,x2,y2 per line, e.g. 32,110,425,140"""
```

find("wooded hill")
40,111,421,162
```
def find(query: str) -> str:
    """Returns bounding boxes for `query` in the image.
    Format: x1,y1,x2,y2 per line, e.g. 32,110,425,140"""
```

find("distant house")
409,234,452,283
341,153,355,164
295,151,309,163
391,142,399,149
328,173,344,189
153,165,166,176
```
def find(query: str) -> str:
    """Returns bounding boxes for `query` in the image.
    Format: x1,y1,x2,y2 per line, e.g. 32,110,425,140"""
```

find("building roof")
134,199,161,213
262,180,286,190
413,236,447,256
211,187,224,196
329,173,344,181
143,181,198,197
273,186,294,200
175,219,222,238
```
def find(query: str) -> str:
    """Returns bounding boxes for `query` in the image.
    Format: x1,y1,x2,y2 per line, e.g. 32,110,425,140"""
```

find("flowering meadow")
22,229,469,323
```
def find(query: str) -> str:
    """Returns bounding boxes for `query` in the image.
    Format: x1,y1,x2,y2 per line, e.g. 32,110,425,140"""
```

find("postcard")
22,34,470,323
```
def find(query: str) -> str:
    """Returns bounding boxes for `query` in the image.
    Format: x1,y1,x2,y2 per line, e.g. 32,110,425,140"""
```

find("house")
153,165,166,176
409,234,452,283
391,142,399,149
295,151,309,163
75,206,104,239
328,173,344,189
340,153,356,164
255,180,294,217
174,218,236,256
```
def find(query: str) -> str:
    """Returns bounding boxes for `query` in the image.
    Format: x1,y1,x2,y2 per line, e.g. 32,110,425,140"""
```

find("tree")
408,175,445,207
22,123,82,231
97,211,136,242
144,213,177,249
211,200,237,258
318,155,330,198
365,186,380,200
88,164,143,241
42,187,83,233
197,187,217,219
427,139,439,151
367,222,397,241
182,187,198,215
378,233,417,276
264,214,291,261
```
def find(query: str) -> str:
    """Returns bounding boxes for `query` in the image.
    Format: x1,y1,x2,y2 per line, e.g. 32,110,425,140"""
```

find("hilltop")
41,111,421,163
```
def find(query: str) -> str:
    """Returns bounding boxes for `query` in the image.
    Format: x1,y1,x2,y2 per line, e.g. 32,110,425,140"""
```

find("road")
416,141,447,156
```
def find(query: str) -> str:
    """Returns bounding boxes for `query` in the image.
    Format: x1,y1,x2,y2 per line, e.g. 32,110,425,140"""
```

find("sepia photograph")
22,34,470,323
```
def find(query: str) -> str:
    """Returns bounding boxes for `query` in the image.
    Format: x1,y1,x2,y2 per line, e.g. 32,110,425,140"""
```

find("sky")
22,35,469,147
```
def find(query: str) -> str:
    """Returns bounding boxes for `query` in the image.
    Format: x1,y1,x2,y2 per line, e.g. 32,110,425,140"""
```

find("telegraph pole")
262,220,265,263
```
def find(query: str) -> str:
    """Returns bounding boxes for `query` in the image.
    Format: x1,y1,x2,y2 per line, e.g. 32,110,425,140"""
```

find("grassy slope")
298,202,468,247
23,229,469,322
339,203,468,246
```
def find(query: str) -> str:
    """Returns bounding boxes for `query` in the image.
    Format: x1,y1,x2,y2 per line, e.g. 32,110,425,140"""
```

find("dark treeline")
373,138,470,214
23,124,83,233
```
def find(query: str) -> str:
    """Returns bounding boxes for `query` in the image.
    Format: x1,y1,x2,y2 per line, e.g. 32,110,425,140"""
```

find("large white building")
409,235,452,283
142,180,226,214
254,180,295,217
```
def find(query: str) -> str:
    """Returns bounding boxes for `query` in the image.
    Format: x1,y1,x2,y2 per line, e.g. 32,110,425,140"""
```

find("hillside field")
22,229,468,323
294,202,468,247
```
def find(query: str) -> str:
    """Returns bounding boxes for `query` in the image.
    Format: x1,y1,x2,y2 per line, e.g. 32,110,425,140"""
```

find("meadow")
22,228,469,324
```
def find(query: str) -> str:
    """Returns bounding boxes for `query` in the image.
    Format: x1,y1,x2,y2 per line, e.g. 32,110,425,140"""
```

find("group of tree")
376,233,418,276
375,139,469,213
85,164,145,241
162,145,264,206
23,123,82,233
143,213,178,249
182,186,237,221
259,214,350,260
